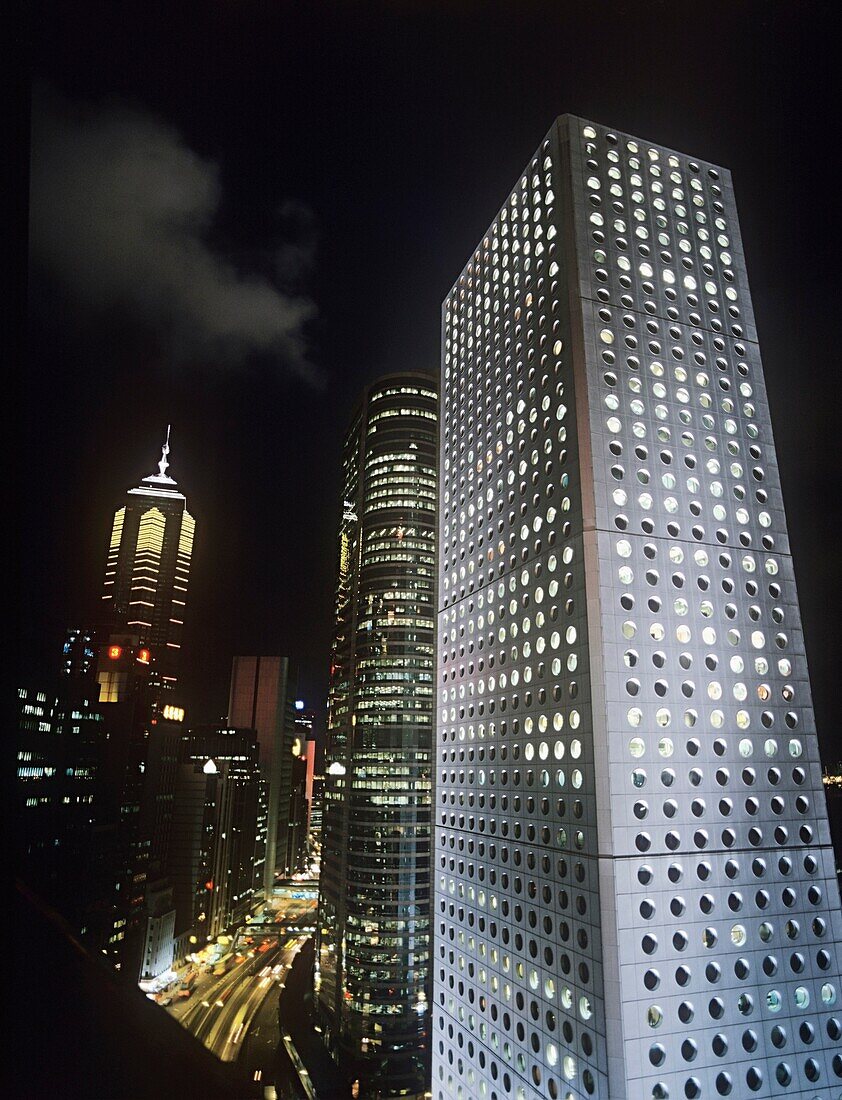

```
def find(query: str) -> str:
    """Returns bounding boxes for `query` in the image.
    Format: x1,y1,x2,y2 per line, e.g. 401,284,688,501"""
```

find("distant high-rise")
434,116,842,1099
309,772,325,847
304,735,317,839
168,725,261,944
228,656,299,895
101,427,195,692
287,702,313,873
316,373,438,1098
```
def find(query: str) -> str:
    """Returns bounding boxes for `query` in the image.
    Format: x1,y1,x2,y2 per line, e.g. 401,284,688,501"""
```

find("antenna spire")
157,424,171,479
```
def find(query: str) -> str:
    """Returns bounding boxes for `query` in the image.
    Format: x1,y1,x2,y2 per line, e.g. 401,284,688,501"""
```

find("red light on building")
108,645,122,660
205,881,214,891
137,649,151,664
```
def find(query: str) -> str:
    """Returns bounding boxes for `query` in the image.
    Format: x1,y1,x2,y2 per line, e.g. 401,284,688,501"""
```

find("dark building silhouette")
14,882,253,1100
92,634,184,978
16,683,108,937
310,772,325,848
287,738,310,875
168,725,261,946
228,656,299,895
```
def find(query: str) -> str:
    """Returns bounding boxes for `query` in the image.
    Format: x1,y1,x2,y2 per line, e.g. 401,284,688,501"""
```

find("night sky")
25,1,839,758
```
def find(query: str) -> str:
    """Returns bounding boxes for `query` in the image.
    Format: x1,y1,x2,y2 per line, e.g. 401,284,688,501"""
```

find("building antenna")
158,424,171,479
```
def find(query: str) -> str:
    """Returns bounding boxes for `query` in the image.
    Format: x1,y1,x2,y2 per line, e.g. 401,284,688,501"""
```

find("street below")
150,887,318,1096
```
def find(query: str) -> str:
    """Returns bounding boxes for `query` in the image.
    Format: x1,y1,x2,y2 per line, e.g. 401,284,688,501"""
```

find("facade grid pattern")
433,115,841,1100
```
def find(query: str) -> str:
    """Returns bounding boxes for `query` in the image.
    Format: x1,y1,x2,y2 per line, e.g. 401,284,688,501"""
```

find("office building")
295,701,317,742
304,737,317,837
93,432,195,976
433,115,842,1099
93,634,184,976
228,656,299,894
317,373,437,1097
310,772,325,848
101,427,195,692
61,626,102,680
168,725,261,943
140,878,177,982
287,739,310,874
291,701,319,866
16,683,107,933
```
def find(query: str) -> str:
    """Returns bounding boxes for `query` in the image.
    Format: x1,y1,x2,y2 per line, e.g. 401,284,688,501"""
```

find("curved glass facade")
317,373,438,1097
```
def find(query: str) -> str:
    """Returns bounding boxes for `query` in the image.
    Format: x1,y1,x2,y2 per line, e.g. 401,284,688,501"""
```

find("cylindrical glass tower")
317,372,438,1098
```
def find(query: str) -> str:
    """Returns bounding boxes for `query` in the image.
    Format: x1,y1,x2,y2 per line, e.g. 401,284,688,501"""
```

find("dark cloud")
29,87,319,381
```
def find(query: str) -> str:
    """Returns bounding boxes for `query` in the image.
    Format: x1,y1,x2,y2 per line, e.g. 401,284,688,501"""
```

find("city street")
161,889,317,1089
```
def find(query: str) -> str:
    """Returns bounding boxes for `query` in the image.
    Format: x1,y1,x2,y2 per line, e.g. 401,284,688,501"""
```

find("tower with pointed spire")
101,427,195,691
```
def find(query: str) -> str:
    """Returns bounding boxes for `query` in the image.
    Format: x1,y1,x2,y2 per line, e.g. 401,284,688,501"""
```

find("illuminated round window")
767,990,782,1013
658,737,674,758
629,737,646,758
647,1005,663,1028
731,925,746,947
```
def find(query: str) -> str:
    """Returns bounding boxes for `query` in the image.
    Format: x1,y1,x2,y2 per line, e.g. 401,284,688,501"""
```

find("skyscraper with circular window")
434,116,841,1100
317,372,438,1098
